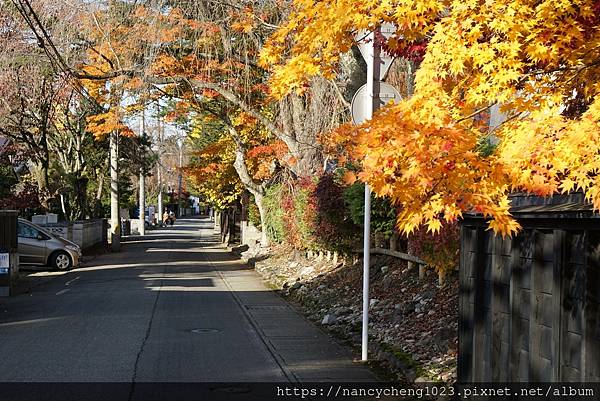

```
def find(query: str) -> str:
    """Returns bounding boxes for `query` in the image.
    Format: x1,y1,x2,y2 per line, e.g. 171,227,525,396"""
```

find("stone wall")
43,225,72,241
72,220,104,250
241,220,262,247
39,219,106,252
130,220,144,236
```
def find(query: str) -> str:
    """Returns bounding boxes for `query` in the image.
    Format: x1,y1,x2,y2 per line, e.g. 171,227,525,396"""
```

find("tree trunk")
76,177,88,220
139,170,145,236
96,167,105,200
138,107,147,235
157,167,163,225
156,107,163,225
110,131,121,251
407,60,416,97
32,160,50,210
253,192,269,247
228,129,269,246
69,176,88,221
60,194,67,220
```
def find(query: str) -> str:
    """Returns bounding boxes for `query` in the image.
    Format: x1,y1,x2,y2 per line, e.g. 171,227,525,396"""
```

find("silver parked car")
17,218,82,270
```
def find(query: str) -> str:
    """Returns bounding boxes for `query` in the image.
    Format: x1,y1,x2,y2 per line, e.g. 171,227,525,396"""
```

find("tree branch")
329,79,351,110
227,127,264,196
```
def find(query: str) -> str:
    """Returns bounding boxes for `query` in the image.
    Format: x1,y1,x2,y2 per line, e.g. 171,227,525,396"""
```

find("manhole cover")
189,328,220,334
211,386,251,394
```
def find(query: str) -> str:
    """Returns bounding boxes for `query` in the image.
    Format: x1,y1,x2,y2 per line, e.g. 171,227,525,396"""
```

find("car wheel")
51,251,72,271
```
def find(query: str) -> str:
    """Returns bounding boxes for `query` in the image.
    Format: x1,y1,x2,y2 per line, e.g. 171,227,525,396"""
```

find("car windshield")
17,222,39,239
19,221,56,239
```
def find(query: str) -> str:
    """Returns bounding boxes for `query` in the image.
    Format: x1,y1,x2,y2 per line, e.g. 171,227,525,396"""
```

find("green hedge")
262,175,366,254
263,184,285,243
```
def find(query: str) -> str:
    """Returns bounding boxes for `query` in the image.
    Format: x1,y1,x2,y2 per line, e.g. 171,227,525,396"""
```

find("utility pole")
139,109,146,236
177,137,183,217
157,103,163,225
110,129,121,251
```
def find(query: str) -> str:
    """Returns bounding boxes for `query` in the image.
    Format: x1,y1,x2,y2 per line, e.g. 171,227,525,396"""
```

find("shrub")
343,182,397,238
261,174,460,268
279,177,318,250
263,184,285,243
313,174,360,253
247,194,262,229
408,221,460,274
294,178,318,250
262,175,362,253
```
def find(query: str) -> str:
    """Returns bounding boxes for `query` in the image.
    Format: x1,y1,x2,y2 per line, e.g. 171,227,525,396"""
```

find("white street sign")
350,82,402,125
355,23,397,80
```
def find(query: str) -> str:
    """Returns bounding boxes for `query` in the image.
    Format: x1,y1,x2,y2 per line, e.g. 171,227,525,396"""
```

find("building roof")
465,192,599,221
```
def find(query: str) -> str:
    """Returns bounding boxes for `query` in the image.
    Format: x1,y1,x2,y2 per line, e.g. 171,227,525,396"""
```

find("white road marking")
0,317,67,327
65,276,80,286
56,289,70,296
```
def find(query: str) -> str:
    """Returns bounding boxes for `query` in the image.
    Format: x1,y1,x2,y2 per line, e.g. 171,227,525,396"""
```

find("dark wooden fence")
0,210,18,296
219,206,240,244
0,210,18,252
459,193,600,382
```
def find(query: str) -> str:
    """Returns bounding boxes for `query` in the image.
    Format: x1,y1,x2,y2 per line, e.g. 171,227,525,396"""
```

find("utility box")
0,210,18,296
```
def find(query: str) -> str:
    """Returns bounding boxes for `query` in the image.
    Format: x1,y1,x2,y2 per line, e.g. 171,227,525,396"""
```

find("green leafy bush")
343,182,397,238
247,194,262,229
279,177,318,250
263,184,285,243
292,178,318,250
262,175,362,254
263,174,459,268
313,174,360,253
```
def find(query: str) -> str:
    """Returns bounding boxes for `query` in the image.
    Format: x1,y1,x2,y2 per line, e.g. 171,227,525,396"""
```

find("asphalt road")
0,216,375,398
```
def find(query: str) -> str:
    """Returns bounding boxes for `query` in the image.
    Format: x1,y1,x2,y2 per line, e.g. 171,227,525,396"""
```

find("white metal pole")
362,182,372,361
361,31,374,363
361,27,382,362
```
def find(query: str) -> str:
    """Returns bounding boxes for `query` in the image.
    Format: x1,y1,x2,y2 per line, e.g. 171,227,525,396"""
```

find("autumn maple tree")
262,0,600,236
185,110,287,213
